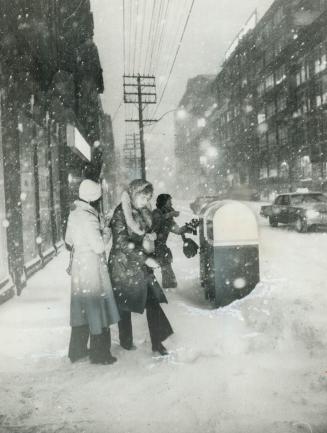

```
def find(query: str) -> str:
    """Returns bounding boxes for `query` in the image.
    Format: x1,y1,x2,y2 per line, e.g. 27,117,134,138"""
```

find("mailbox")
199,200,260,307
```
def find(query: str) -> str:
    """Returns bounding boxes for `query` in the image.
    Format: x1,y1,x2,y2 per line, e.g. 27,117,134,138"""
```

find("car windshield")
290,194,327,204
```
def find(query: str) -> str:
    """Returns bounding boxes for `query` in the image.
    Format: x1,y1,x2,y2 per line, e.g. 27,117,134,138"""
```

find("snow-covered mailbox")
199,200,260,307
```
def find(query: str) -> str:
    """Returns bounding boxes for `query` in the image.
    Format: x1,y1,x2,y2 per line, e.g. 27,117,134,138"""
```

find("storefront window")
19,114,38,264
300,155,312,178
37,126,53,253
260,165,268,179
51,126,62,244
0,102,9,282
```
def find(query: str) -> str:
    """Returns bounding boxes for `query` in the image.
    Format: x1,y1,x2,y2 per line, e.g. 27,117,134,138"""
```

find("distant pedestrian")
108,179,173,356
65,179,120,365
152,194,190,288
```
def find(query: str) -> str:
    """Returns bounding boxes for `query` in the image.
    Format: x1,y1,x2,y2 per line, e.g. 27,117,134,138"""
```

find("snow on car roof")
278,192,324,196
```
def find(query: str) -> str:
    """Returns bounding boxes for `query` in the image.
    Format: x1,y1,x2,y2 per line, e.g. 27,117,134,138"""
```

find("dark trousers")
118,300,173,349
68,325,112,363
161,264,177,288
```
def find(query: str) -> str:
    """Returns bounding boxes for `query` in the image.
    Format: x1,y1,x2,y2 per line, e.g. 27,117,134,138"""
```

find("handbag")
142,232,156,254
181,234,199,258
66,246,74,275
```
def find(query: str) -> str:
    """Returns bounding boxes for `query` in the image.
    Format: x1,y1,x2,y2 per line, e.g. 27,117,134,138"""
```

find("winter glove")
145,257,160,269
142,232,157,254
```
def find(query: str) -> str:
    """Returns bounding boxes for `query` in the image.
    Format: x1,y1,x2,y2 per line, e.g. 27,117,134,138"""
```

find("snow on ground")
1,201,327,433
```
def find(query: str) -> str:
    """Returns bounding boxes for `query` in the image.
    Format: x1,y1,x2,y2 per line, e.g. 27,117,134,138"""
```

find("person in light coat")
65,179,120,365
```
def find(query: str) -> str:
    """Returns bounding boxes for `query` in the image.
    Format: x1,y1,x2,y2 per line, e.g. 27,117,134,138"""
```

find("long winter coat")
152,208,176,267
108,204,167,314
65,200,120,335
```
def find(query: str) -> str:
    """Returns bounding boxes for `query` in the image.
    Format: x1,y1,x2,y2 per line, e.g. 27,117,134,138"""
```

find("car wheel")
295,217,308,233
269,216,278,227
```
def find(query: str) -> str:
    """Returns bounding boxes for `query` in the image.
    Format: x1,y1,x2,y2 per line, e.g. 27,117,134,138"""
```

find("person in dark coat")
65,180,120,365
152,194,189,288
108,179,173,356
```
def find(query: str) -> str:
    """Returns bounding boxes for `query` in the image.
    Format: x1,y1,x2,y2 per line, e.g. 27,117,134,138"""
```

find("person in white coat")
65,179,120,364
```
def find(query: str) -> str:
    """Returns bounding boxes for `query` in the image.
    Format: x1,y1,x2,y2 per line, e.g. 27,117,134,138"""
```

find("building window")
257,112,266,124
269,155,278,178
268,130,277,146
234,106,240,117
257,81,265,97
274,6,284,26
241,77,248,88
265,74,274,90
300,155,312,179
267,101,276,118
260,166,268,179
296,61,309,86
276,64,286,85
315,53,327,74
256,55,265,73
280,161,289,179
301,64,308,82
278,125,287,145
294,93,310,116
277,94,287,112
303,96,310,113
315,77,327,107
263,22,273,40
258,134,267,150
275,35,289,57
265,47,275,66
275,38,284,56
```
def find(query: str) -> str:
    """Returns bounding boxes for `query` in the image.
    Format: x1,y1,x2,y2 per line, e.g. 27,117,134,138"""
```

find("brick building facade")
175,0,327,200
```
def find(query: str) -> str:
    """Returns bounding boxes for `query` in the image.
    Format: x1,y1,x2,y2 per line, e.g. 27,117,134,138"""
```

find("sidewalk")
0,232,327,433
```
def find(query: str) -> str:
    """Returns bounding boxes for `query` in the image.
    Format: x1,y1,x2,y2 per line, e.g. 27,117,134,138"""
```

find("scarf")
121,190,153,236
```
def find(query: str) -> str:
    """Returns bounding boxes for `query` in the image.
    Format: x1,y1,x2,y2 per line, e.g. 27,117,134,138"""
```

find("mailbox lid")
205,201,258,246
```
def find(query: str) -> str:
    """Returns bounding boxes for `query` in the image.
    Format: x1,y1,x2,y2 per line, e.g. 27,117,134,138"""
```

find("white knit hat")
79,179,102,202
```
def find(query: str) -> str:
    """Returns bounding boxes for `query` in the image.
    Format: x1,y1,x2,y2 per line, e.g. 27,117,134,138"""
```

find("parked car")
226,185,260,201
260,192,327,232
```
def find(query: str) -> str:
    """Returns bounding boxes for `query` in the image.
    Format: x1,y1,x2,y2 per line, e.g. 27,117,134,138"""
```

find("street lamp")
144,107,188,128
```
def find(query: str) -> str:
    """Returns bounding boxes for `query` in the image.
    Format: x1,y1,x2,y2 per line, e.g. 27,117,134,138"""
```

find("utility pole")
123,133,140,179
123,74,157,180
137,75,145,180
133,132,138,175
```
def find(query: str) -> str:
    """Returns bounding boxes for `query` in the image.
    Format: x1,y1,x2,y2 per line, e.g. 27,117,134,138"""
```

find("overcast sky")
90,0,274,186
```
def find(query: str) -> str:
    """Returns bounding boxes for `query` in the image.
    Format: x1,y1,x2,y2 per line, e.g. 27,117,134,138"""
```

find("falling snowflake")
233,278,246,289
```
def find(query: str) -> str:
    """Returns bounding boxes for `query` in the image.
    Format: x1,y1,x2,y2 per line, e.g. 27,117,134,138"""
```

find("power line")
128,0,133,73
137,0,147,73
143,1,158,75
112,99,123,122
147,0,165,75
156,0,188,95
132,0,140,73
152,0,171,75
152,0,195,118
149,0,188,116
123,0,127,74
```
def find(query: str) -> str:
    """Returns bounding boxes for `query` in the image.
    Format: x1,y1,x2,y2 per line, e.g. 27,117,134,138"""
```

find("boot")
152,342,169,356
